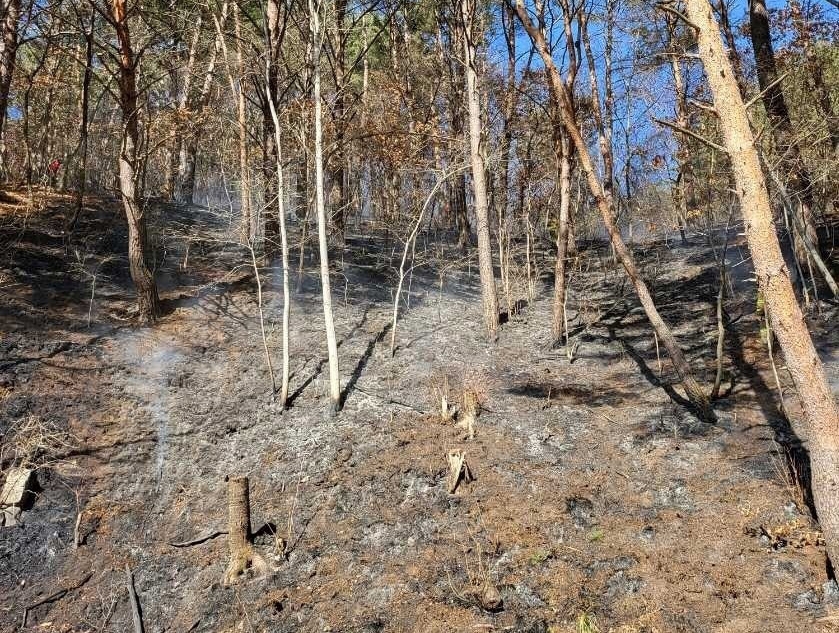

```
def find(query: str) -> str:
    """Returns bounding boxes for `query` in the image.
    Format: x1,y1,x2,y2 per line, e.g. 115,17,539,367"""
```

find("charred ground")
1,190,839,632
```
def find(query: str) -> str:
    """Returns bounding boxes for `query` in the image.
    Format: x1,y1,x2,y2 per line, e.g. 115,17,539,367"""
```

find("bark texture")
224,476,258,585
461,0,499,340
686,0,839,568
111,0,159,323
310,0,341,413
0,0,20,180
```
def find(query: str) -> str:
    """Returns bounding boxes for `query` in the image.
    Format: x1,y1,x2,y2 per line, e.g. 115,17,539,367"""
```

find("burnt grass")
2,189,839,632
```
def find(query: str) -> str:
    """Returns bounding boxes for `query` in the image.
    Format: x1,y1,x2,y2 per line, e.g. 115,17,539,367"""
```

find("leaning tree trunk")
310,0,341,414
461,0,499,341
748,0,819,249
111,0,159,323
514,0,714,421
685,0,839,568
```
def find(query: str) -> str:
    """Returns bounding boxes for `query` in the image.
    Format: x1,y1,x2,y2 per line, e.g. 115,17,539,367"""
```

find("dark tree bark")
111,0,160,323
68,7,95,230
0,0,20,181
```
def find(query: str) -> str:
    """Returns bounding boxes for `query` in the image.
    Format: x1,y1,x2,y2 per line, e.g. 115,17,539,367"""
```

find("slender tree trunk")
666,15,695,245
330,0,348,237
165,20,201,200
68,10,95,230
552,128,572,346
111,0,160,323
0,0,20,181
748,0,819,248
233,2,252,240
461,0,499,340
499,2,516,225
265,33,291,410
514,0,714,421
177,8,225,205
310,0,341,413
686,0,839,568
444,11,470,249
262,0,282,251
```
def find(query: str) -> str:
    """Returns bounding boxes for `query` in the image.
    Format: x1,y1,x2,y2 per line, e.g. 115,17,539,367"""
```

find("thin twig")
169,531,227,548
653,118,726,152
22,573,92,628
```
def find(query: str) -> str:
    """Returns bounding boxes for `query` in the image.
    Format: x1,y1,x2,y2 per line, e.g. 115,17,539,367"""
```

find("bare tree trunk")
310,0,341,414
443,9,470,250
666,15,695,245
262,0,282,253
461,0,499,341
330,0,348,237
748,0,819,249
265,36,291,410
686,0,839,568
223,476,264,585
234,2,252,239
514,0,714,421
177,8,225,205
499,2,517,228
164,19,201,201
552,128,572,346
111,0,159,323
0,0,20,181
68,9,95,231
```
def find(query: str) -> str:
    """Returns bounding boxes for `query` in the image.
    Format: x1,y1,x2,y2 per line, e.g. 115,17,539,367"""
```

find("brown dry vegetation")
1,191,839,631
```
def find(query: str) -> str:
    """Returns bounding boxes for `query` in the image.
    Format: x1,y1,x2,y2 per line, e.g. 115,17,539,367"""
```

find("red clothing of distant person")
48,159,61,175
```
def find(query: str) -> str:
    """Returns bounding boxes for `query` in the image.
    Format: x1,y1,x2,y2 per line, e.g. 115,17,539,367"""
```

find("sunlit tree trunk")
111,0,160,323
461,0,499,340
262,0,281,251
330,0,348,237
310,0,341,413
686,0,839,569
552,127,572,345
265,36,291,410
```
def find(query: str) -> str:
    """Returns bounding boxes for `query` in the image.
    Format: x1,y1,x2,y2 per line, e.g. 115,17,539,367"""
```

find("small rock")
1,467,37,509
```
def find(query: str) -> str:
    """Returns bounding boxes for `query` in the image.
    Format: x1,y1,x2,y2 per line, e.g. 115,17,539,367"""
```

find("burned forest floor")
2,188,839,633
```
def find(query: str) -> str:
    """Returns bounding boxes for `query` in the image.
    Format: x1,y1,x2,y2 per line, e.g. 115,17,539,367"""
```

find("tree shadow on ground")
726,319,816,520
